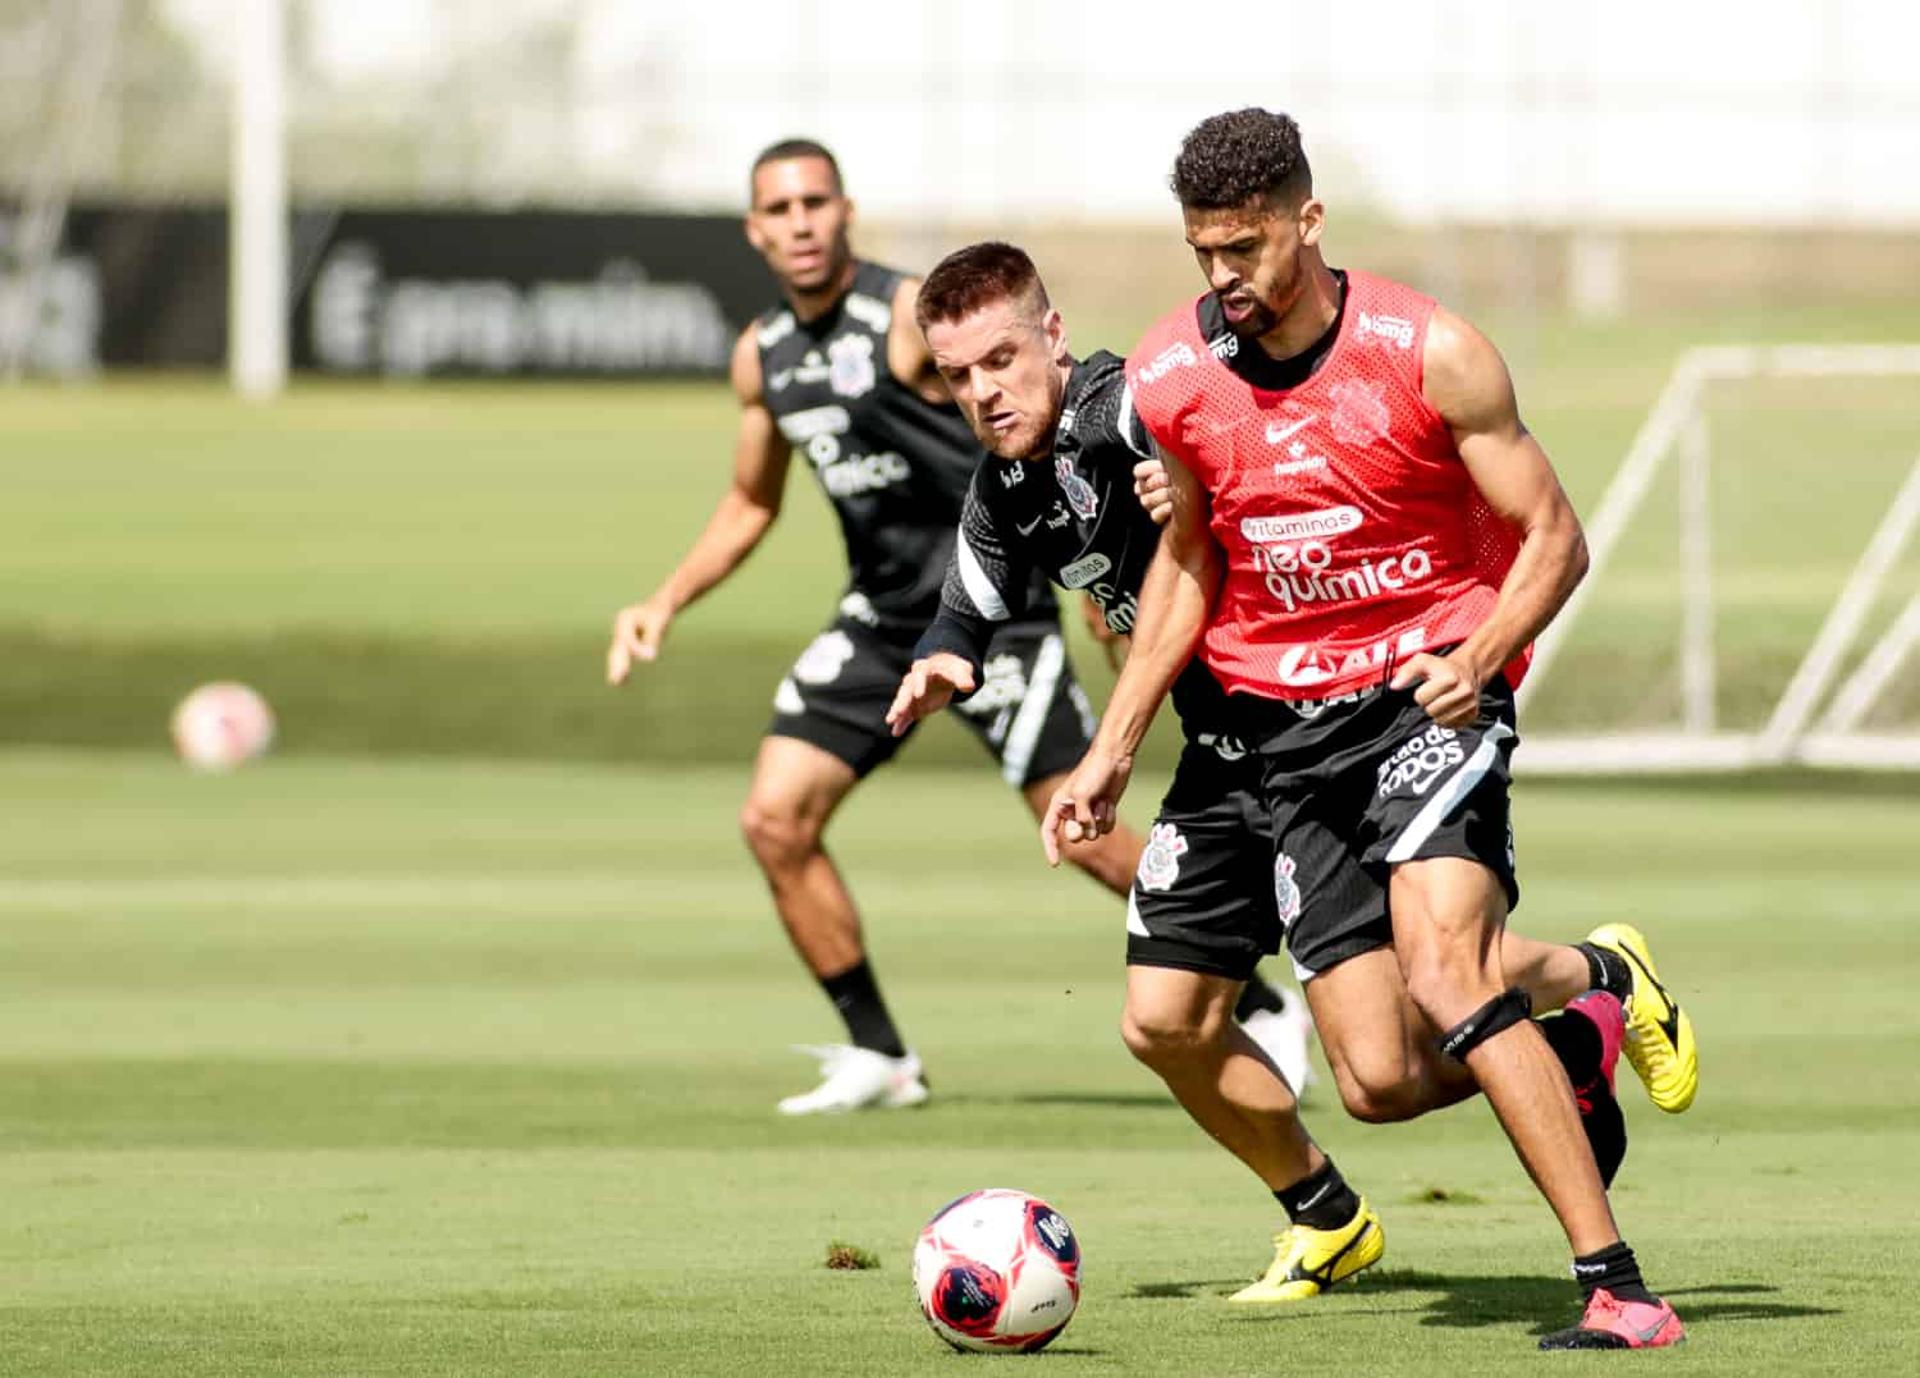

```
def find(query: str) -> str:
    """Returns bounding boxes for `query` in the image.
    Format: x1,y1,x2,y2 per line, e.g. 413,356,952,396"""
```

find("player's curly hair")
1170,109,1312,211
915,241,1050,331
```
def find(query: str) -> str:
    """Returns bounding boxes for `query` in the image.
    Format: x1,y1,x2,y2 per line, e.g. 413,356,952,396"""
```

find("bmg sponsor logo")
1136,341,1196,384
1356,311,1415,349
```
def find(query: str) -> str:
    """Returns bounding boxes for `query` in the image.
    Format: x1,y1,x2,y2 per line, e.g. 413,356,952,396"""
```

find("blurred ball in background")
170,682,275,772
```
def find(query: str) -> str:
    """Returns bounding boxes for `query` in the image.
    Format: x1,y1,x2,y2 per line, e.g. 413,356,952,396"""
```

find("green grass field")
3,298,1918,1372
2,750,1918,1375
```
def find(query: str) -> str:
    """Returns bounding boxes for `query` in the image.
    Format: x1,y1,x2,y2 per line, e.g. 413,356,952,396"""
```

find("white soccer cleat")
1240,998,1317,1097
776,1044,930,1116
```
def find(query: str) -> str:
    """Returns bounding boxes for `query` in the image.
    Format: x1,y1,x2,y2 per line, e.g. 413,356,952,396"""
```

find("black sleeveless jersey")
755,260,1058,635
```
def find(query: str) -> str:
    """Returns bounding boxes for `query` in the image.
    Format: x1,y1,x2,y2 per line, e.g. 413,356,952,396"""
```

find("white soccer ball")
912,1188,1081,1353
170,682,275,771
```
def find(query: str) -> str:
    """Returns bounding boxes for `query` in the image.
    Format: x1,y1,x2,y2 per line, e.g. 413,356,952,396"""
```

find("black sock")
819,960,907,1058
1576,942,1633,1002
1234,975,1288,1021
1273,1159,1361,1232
1570,1241,1654,1305
1538,1010,1602,1085
1538,1012,1626,1188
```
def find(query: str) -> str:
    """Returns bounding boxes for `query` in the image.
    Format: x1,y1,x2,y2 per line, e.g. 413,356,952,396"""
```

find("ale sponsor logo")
1275,626,1430,688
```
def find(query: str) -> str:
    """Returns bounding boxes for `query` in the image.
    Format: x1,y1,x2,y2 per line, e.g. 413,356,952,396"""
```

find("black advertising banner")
12,204,773,377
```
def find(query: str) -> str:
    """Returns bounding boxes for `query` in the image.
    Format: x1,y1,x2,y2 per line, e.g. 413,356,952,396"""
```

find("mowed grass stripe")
1,753,1918,1373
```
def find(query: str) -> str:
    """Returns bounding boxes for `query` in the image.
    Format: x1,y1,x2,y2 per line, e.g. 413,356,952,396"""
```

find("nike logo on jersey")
1264,415,1315,445
1015,515,1043,536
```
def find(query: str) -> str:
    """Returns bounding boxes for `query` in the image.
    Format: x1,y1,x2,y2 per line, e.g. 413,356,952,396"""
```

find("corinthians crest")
828,333,876,398
1273,853,1302,928
1054,454,1100,520
1329,378,1391,446
1136,822,1189,892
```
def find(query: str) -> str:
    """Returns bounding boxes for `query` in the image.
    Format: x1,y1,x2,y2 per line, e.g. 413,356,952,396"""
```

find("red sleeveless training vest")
1125,270,1526,701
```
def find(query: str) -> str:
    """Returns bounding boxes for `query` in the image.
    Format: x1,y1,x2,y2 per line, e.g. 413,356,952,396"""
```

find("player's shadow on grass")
1133,1272,1838,1335
1129,1279,1250,1300
1372,1273,1837,1334
961,1092,1178,1111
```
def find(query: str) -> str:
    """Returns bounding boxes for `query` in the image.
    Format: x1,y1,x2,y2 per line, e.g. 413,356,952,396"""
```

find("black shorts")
767,613,1094,786
1125,664,1280,983
1244,676,1521,982
1125,735,1281,983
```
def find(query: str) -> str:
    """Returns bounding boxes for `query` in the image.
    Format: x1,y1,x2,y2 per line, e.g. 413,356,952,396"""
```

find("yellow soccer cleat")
1587,923,1698,1113
1228,1198,1384,1304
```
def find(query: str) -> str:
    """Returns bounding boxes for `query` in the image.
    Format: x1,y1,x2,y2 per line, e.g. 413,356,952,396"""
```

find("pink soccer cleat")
1539,1288,1686,1350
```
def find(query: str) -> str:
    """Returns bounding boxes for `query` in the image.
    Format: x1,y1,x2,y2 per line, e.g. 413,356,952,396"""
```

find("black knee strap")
1439,987,1533,1062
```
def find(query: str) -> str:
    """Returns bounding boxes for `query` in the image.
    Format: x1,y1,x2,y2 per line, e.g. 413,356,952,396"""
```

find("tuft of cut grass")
826,1242,883,1271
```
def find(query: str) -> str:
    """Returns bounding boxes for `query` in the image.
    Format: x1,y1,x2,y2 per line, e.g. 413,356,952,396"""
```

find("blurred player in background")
1048,110,1696,1348
606,139,1302,1115
890,241,1649,1305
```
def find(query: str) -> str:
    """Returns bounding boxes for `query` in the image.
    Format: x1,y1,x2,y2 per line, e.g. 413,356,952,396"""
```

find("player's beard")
1217,290,1278,339
982,415,1048,461
978,370,1063,461
784,236,850,295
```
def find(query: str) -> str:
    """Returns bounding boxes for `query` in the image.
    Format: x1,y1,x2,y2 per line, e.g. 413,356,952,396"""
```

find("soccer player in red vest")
1044,110,1694,1349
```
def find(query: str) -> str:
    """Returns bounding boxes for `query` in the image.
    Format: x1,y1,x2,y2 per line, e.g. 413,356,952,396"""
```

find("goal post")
1517,344,1920,774
229,0,288,399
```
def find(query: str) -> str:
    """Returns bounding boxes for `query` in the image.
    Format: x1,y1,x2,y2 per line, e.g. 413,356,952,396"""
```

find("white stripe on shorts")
1000,633,1065,786
1384,720,1515,865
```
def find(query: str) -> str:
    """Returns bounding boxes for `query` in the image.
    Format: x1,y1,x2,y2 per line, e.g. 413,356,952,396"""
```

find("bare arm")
607,326,793,683
1388,305,1589,724
1041,445,1222,863
888,276,951,404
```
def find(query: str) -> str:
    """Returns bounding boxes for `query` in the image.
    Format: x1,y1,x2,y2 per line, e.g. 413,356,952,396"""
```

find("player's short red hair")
916,242,1050,331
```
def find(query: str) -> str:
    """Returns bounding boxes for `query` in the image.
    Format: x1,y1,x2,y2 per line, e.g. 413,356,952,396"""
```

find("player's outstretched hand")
607,600,671,684
1390,650,1484,728
1040,749,1134,867
1133,458,1173,526
885,654,976,737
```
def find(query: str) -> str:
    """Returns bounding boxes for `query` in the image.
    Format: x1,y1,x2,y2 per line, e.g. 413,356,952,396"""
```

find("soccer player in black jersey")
607,140,1147,1115
889,241,1643,1303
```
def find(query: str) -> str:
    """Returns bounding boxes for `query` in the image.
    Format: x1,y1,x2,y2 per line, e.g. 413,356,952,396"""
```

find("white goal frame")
1517,344,1920,774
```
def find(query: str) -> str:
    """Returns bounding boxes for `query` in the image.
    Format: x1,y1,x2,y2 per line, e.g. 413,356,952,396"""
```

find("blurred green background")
6,293,1916,768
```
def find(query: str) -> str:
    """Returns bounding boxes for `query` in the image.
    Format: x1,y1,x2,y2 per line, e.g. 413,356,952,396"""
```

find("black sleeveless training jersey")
755,260,1058,635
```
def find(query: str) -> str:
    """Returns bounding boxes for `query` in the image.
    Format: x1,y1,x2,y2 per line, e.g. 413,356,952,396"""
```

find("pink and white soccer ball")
912,1188,1080,1353
170,682,275,771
